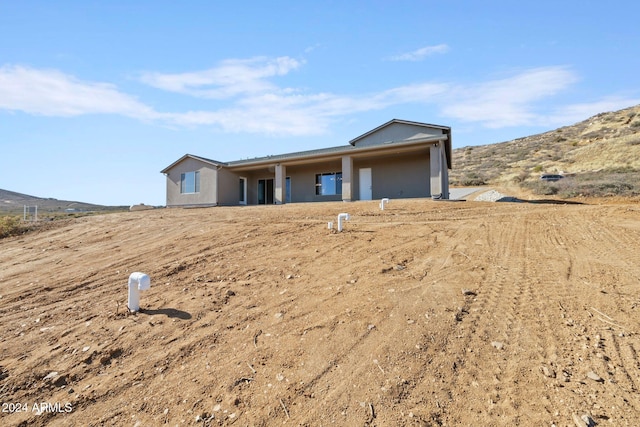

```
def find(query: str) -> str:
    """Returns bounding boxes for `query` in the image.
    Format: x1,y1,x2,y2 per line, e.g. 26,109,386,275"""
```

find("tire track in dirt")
410,207,575,425
555,208,640,407
2,201,640,426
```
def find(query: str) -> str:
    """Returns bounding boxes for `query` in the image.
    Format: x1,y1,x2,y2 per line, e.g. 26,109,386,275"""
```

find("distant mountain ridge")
0,188,125,214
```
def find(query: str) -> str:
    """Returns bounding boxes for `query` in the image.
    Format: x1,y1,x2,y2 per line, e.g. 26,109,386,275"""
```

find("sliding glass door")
257,178,274,204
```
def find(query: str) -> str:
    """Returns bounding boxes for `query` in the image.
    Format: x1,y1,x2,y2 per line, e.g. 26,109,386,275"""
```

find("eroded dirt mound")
1,199,639,426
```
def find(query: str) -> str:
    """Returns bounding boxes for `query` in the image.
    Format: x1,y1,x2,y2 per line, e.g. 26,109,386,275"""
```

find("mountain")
0,188,126,215
450,104,640,197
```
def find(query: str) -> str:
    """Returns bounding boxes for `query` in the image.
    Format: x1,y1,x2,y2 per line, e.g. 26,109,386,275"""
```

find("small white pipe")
337,213,350,232
379,198,390,210
127,272,151,312
328,221,333,229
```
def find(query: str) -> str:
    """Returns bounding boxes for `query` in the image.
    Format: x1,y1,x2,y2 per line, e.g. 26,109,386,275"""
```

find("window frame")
239,177,247,205
180,171,200,194
315,172,342,196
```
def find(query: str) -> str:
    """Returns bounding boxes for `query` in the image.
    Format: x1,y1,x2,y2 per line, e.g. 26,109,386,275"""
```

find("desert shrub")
557,180,634,198
0,216,25,239
522,180,559,196
605,166,637,174
532,165,543,173
460,176,487,186
511,170,530,183
523,170,640,198
630,121,640,128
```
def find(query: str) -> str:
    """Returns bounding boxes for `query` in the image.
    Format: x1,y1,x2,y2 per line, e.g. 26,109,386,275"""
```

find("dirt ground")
1,196,639,426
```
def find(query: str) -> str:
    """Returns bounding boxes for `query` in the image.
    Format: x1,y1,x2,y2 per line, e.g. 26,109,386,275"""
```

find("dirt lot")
1,197,639,426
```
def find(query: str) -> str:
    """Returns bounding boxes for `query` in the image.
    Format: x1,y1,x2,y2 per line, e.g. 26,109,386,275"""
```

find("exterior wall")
353,123,445,147
216,168,242,206
246,170,274,205
353,152,431,200
164,122,450,207
286,160,343,203
165,158,218,207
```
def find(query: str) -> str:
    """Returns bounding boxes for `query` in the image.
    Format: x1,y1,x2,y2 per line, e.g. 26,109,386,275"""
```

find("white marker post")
127,272,151,312
337,213,350,232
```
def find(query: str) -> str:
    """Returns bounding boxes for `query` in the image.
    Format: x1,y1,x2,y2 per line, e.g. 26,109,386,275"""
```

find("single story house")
161,119,451,207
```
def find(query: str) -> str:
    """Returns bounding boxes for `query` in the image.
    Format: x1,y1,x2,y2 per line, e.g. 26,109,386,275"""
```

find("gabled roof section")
348,119,450,146
161,154,227,174
348,119,452,169
226,144,355,167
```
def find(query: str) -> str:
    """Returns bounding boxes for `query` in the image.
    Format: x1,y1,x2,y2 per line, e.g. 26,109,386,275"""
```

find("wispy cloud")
141,58,448,135
387,44,450,61
139,56,303,99
547,97,640,126
1,60,637,137
0,65,158,120
162,82,448,136
440,66,579,128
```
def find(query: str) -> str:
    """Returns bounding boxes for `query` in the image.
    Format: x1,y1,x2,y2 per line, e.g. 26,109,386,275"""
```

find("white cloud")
139,56,303,99
440,66,579,128
547,97,640,126
387,44,450,61
0,65,158,119
2,60,637,137
141,57,447,135
161,82,448,135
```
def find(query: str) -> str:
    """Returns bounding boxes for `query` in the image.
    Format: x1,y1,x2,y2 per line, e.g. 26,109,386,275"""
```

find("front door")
359,168,372,200
258,178,274,204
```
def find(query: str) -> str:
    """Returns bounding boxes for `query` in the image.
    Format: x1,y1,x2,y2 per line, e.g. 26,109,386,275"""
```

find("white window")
180,171,200,193
315,172,342,196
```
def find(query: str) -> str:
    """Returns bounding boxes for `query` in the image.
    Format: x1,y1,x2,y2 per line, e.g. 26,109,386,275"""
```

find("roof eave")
226,135,448,170
160,154,227,174
348,119,451,146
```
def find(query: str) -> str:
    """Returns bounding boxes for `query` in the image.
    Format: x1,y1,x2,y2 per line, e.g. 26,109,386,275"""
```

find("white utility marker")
127,272,151,312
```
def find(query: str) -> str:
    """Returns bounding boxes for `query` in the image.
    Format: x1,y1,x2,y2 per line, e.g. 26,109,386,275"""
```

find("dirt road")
1,198,639,426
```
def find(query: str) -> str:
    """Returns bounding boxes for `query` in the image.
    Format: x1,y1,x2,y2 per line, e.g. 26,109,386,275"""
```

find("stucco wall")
165,158,218,207
353,123,445,147
216,168,242,206
353,152,431,200
286,160,343,203
260,154,430,203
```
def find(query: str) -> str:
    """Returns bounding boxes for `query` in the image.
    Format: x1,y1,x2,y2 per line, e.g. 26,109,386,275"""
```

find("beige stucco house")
161,119,451,207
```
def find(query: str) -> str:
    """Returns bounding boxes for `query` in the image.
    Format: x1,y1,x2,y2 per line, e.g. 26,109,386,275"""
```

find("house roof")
160,154,226,174
161,119,452,173
224,134,449,171
349,119,452,169
226,144,356,166
348,119,450,146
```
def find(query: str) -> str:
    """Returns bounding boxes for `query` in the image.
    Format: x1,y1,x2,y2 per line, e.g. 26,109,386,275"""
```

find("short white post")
379,198,390,210
337,213,350,232
127,272,151,312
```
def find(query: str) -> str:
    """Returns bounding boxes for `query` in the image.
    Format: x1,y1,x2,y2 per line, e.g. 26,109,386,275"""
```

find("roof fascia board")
348,119,451,146
161,154,226,173
226,135,447,170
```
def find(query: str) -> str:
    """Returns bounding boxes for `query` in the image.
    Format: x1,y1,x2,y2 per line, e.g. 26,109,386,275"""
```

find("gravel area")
474,190,520,202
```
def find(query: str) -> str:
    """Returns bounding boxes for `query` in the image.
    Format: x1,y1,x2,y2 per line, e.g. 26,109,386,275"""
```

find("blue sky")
1,1,639,206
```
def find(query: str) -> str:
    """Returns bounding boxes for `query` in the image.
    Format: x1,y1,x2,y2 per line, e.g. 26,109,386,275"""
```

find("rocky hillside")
450,104,640,197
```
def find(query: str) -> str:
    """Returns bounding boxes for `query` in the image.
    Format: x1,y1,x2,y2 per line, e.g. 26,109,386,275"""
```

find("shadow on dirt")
139,308,192,319
496,197,585,205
